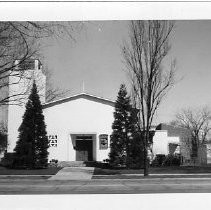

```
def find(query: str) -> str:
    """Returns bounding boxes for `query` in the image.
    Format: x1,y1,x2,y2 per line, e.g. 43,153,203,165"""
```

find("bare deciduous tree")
122,20,176,176
0,21,76,106
44,67,70,103
0,122,7,154
173,107,211,165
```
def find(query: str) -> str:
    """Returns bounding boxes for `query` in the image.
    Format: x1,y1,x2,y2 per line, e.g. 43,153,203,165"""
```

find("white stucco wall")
152,130,180,156
207,144,211,164
43,97,114,162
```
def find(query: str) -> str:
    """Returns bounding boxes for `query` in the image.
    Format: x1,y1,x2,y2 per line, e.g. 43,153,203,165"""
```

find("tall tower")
7,59,46,152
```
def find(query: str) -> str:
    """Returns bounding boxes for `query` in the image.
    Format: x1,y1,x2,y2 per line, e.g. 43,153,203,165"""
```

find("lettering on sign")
99,134,108,150
48,135,58,147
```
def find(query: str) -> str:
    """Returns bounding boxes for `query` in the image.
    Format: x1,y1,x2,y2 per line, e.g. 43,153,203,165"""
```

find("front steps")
57,161,96,167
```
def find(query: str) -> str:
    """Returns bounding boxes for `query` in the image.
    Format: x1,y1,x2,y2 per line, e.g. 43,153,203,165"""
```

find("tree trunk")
143,134,149,176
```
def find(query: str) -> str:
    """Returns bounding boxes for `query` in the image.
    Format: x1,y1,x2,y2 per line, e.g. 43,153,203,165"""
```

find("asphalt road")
1,177,211,194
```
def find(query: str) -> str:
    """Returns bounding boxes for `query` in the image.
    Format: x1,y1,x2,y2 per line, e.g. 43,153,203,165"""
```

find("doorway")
75,136,93,161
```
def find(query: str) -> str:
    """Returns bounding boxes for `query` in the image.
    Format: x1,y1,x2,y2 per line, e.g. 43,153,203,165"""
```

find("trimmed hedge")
0,152,16,168
151,154,166,167
151,154,181,167
163,154,181,166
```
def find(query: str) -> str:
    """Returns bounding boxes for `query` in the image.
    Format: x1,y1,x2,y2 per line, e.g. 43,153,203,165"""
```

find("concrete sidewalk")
49,167,95,180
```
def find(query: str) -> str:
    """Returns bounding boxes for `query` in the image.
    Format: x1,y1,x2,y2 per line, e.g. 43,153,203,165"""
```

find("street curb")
0,175,51,177
93,173,211,176
91,177,211,180
0,173,211,177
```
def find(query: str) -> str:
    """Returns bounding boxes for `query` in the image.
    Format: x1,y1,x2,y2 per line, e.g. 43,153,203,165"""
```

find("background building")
153,123,208,165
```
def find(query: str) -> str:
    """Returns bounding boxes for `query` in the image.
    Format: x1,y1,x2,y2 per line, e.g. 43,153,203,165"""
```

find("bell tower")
7,59,46,152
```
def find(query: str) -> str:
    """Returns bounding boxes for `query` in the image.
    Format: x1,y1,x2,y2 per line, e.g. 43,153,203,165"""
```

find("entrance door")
76,140,93,161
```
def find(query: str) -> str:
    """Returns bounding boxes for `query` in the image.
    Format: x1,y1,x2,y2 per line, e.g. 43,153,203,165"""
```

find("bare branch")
44,66,71,103
173,106,211,161
122,20,175,176
0,21,78,106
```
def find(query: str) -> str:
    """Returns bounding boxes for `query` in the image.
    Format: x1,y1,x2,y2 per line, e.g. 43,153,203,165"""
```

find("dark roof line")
42,92,115,109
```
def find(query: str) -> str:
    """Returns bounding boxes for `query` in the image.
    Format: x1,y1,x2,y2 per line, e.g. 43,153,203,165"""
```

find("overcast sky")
41,20,211,124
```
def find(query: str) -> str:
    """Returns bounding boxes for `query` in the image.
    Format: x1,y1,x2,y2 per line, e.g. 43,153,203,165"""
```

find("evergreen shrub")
0,152,16,168
13,82,49,169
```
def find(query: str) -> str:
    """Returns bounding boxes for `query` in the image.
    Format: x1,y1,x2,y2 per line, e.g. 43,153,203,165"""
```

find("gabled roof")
42,92,115,109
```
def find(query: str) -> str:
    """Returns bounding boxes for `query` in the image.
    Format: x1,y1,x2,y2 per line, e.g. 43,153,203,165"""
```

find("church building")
5,59,208,165
43,93,114,162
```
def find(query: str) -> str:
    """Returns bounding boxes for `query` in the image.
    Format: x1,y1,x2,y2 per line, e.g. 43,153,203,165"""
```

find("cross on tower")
82,80,85,93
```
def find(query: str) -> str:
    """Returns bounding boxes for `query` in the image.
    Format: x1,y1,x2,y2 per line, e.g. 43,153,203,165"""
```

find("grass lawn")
93,166,211,175
0,166,62,175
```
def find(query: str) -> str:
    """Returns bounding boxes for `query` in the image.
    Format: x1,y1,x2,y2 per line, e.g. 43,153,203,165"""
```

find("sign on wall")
48,135,58,147
99,134,108,150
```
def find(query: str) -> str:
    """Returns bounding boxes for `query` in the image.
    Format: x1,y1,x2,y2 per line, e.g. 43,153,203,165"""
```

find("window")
168,143,180,155
48,135,58,147
99,134,108,150
18,60,35,70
